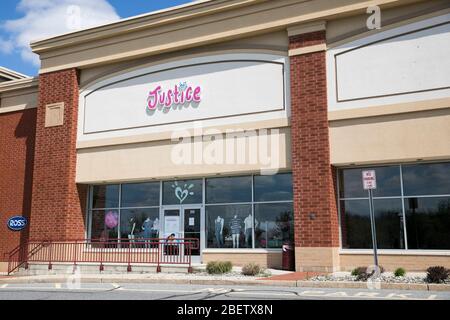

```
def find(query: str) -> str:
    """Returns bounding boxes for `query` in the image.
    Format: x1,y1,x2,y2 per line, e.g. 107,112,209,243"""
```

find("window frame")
87,173,294,251
337,161,450,252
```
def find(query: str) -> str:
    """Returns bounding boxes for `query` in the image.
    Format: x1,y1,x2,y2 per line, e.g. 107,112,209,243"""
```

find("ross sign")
147,81,201,111
362,170,377,190
7,216,28,231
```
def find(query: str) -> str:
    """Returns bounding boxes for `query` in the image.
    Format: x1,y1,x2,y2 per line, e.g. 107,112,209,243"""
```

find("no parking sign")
362,170,377,190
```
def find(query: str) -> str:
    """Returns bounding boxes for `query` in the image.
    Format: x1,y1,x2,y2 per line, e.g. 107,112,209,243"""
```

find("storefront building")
1,0,450,273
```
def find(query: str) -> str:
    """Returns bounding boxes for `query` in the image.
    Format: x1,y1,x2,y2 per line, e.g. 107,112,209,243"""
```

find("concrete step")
16,262,190,275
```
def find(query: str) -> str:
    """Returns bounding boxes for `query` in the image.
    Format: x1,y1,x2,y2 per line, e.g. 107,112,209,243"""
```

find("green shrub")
351,267,370,281
241,263,262,276
206,261,233,274
351,267,366,277
351,266,385,281
426,266,450,284
394,267,406,277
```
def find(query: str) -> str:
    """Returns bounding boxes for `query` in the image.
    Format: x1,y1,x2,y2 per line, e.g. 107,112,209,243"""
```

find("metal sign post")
362,170,379,268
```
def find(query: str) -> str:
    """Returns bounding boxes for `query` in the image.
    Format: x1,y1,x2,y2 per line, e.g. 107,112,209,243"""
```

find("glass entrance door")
183,208,201,256
162,205,202,260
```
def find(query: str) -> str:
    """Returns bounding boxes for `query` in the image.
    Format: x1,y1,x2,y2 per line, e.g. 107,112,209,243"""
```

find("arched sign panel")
7,216,28,231
80,54,288,139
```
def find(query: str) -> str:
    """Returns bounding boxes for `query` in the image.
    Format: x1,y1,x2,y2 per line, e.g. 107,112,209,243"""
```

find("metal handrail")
7,238,199,275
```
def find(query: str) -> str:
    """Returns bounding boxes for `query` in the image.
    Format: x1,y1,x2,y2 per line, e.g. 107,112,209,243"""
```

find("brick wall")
0,109,36,262
29,69,87,241
290,31,340,251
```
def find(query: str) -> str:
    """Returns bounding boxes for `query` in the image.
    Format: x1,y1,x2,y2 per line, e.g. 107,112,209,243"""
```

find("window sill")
339,249,450,256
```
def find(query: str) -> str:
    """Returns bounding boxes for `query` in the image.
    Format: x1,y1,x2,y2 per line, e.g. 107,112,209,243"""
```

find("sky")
0,0,194,76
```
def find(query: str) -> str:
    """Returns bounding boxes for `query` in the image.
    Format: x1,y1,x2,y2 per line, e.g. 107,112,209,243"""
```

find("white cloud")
0,38,14,54
1,0,120,66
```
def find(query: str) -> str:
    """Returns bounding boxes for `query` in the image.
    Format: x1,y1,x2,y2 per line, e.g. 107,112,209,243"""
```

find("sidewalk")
1,272,450,291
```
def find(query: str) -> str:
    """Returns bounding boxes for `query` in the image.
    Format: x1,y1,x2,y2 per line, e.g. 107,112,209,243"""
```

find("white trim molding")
287,20,326,37
340,249,450,256
288,44,327,56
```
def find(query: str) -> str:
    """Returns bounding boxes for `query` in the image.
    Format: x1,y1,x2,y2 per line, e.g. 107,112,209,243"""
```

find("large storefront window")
254,203,294,249
121,182,160,207
120,208,160,240
339,162,450,250
88,173,294,250
206,204,252,249
205,174,293,249
92,185,120,209
163,179,203,205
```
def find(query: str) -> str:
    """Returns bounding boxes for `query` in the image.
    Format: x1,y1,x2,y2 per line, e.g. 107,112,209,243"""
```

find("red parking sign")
362,170,377,190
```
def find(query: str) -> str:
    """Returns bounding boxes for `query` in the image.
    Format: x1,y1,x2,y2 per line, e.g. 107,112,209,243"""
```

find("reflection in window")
206,176,252,204
339,166,400,198
339,162,450,251
340,200,372,249
339,169,367,199
121,182,160,207
206,205,252,249
402,163,450,196
120,208,160,240
163,180,203,205
254,203,294,249
405,197,450,250
254,173,293,202
92,185,119,209
373,199,405,249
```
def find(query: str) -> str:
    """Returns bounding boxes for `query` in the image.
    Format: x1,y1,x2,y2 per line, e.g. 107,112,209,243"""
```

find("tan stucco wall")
326,0,450,46
0,82,38,114
76,127,291,183
329,107,450,165
79,31,289,88
202,251,282,269
340,253,450,272
0,89,38,113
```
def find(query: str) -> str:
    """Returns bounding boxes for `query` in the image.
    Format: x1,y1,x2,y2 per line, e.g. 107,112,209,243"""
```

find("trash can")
282,244,295,271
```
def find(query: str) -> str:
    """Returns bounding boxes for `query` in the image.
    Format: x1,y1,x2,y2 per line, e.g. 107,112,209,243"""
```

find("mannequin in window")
230,214,242,248
142,217,153,239
142,217,153,247
214,216,224,248
151,218,160,239
128,217,136,245
244,214,258,248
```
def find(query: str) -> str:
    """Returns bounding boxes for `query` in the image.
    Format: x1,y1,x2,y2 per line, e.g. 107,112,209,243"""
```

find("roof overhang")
30,0,429,74
0,67,29,81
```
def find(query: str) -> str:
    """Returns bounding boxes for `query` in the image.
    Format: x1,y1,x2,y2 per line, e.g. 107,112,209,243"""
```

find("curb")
1,276,449,291
0,276,297,287
296,281,450,292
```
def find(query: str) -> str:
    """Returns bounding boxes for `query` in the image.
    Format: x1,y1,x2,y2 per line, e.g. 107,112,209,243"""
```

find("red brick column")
0,109,36,270
289,29,340,271
29,69,87,241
